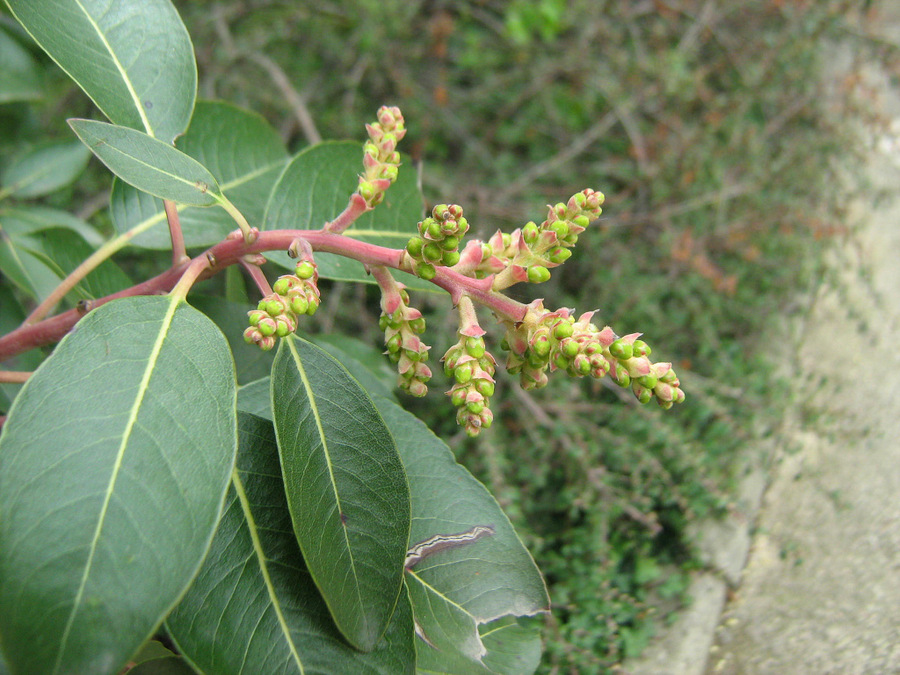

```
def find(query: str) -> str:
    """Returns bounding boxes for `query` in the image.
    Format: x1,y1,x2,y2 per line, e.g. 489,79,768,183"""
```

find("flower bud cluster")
443,331,497,437
405,204,470,280
453,189,605,291
359,106,406,208
501,300,685,408
379,286,431,396
243,260,320,351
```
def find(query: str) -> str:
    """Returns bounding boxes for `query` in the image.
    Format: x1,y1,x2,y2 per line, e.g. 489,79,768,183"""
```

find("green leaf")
311,334,399,402
190,295,275,385
263,142,433,291
0,212,129,303
110,101,288,249
0,140,90,199
271,336,410,651
0,296,238,675
5,0,196,142
0,206,103,246
69,119,222,206
167,413,415,675
0,26,42,104
232,379,548,673
376,397,549,673
126,657,198,675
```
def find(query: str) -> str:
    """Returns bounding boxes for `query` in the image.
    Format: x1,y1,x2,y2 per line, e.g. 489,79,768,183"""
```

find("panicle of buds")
442,297,496,436
243,259,321,351
358,106,406,208
501,300,685,408
379,284,431,397
405,203,470,280
450,189,604,291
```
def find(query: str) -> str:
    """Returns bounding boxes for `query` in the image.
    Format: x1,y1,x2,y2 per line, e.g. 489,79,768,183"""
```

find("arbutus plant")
0,1,684,674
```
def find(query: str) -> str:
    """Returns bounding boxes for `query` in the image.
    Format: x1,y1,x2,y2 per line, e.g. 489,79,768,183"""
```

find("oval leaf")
0,140,90,199
69,119,221,206
6,0,196,142
263,142,433,291
271,336,410,651
375,396,549,673
0,296,238,675
167,413,415,674
110,101,288,249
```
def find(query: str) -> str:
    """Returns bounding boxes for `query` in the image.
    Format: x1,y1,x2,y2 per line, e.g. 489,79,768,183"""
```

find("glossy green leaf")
167,413,415,674
110,101,288,249
0,296,238,675
311,334,399,402
0,213,129,303
0,206,103,246
0,140,90,199
232,378,547,673
376,397,549,673
126,657,198,675
191,295,275,385
69,119,222,206
263,141,433,291
0,26,42,103
5,0,196,143
271,336,410,651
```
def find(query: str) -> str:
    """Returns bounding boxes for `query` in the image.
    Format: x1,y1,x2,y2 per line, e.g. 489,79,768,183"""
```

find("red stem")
0,230,528,363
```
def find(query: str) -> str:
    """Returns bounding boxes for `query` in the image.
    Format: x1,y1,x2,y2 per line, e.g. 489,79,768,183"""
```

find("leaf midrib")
53,297,181,674
285,337,367,637
72,0,154,136
231,469,305,675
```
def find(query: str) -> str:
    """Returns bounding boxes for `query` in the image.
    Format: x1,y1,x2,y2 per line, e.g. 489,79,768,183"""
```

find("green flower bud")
560,338,579,358
457,217,469,236
416,261,436,280
306,298,319,315
291,296,309,315
442,250,460,266
296,261,316,280
551,221,570,239
549,247,573,264
426,219,442,239
552,321,574,339
243,326,257,344
275,320,292,337
633,383,652,404
638,374,658,389
467,400,484,414
265,300,285,317
480,244,493,261
273,277,293,295
409,317,427,334
632,340,650,357
406,236,424,257
573,215,590,228
451,387,467,407
532,334,551,358
257,318,277,337
465,337,485,358
358,181,375,201
523,222,539,244
441,235,460,251
573,191,587,208
454,362,474,384
609,339,633,361
658,399,674,410
248,310,265,327
386,333,402,353
423,242,442,261
660,368,678,384
527,265,551,283
476,380,495,397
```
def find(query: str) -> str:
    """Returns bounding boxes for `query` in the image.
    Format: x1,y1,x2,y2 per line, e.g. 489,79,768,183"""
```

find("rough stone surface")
705,9,900,674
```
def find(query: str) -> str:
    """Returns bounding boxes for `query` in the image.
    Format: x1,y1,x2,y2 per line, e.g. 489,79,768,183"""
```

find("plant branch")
164,199,188,265
0,371,31,384
0,229,530,362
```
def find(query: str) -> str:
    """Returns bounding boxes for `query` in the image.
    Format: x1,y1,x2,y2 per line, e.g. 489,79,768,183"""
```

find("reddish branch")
0,230,528,363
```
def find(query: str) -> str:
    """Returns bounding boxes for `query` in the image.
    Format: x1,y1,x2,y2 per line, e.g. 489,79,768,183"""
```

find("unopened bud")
527,265,551,283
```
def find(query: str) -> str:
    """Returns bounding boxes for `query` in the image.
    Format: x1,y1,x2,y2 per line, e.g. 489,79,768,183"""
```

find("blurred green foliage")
1,0,872,671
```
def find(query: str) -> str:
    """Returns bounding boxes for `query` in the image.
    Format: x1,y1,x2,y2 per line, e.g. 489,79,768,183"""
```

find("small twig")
164,199,188,265
240,257,273,296
0,371,31,384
